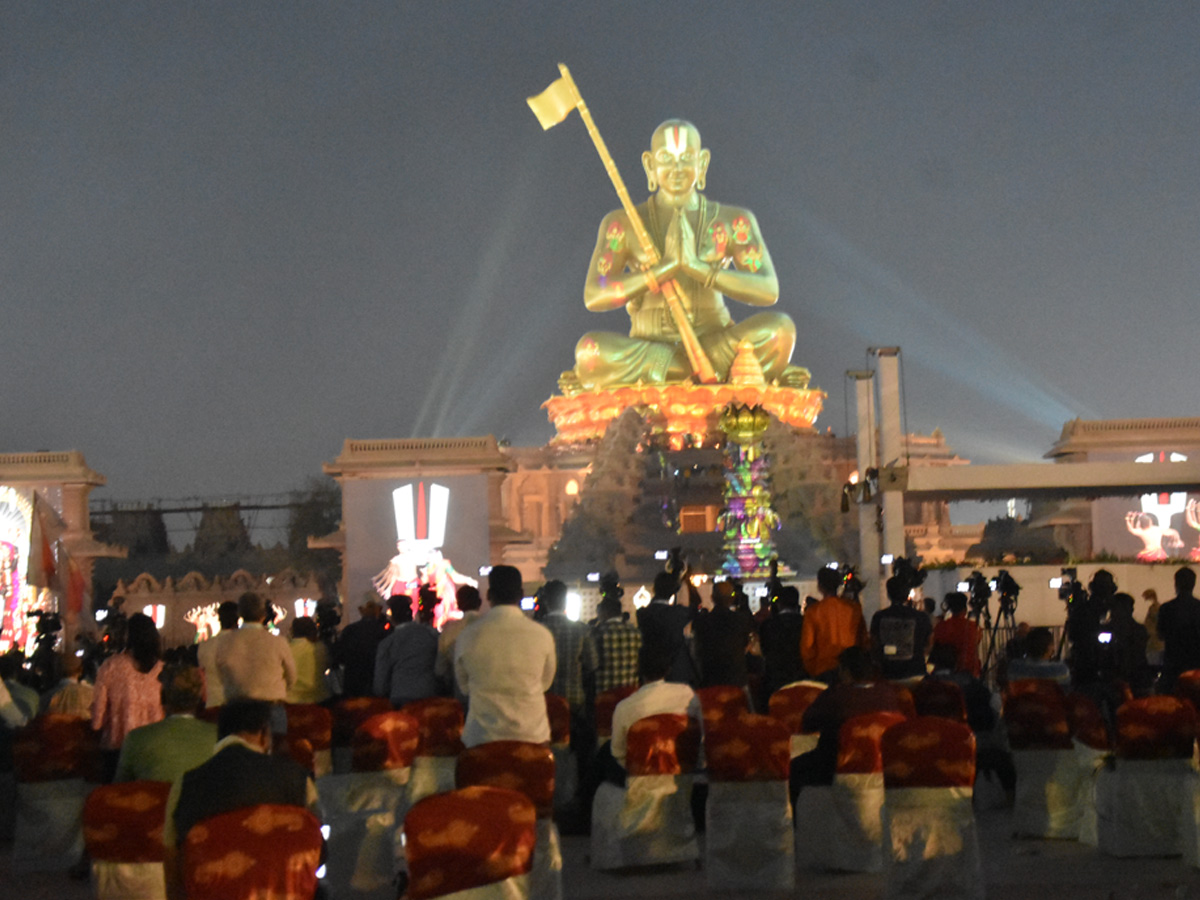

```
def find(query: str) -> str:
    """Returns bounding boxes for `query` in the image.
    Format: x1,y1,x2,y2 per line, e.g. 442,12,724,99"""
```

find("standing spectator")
758,585,806,697
333,595,388,698
870,576,933,681
287,617,332,705
541,581,599,711
115,664,217,783
693,581,753,689
455,566,556,747
931,592,982,677
41,652,94,718
592,594,642,694
638,571,701,685
196,601,240,709
1143,588,1165,668
800,566,869,683
215,592,296,738
435,585,485,700
1158,566,1200,691
1100,593,1151,694
373,595,438,708
92,612,165,775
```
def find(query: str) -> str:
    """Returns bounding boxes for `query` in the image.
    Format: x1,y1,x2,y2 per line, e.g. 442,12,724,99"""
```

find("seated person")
115,664,217,783
599,643,701,786
40,652,95,719
924,644,996,734
931,592,981,677
164,699,320,900
1004,627,1070,688
789,646,906,803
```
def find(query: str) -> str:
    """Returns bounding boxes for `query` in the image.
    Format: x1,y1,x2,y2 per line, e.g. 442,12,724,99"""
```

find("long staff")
528,64,719,384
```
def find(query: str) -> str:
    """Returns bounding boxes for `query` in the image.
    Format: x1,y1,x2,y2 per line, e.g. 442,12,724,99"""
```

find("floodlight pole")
873,347,907,566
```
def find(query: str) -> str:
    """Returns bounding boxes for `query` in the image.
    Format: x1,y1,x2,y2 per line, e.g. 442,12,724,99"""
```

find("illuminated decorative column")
718,405,780,579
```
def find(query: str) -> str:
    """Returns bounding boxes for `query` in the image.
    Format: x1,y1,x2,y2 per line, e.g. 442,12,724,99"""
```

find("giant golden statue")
561,119,808,395
530,66,822,445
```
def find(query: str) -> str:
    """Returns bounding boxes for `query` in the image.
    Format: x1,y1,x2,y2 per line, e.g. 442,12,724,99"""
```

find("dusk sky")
5,3,1198,511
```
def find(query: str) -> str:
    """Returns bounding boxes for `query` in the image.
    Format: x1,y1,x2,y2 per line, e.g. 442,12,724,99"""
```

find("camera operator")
1097,593,1151,695
1156,566,1200,692
1065,570,1117,686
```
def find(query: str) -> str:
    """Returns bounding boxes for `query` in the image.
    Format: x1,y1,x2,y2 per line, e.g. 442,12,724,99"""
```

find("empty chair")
1096,696,1197,858
331,696,393,773
402,697,465,803
285,703,333,776
704,712,794,890
591,712,702,869
768,681,825,759
320,710,420,900
1004,688,1085,838
881,716,983,900
181,804,323,900
795,710,906,873
457,741,561,900
912,679,967,722
696,684,750,731
404,785,536,899
11,713,101,872
83,780,171,900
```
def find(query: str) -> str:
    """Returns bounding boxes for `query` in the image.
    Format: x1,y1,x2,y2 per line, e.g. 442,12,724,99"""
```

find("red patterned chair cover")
333,697,393,745
544,694,571,746
595,685,638,741
1006,677,1066,702
768,681,824,759
795,711,906,874
892,685,918,719
83,780,170,900
590,714,701,869
352,710,421,773
912,679,967,722
1098,697,1199,858
320,711,419,898
544,692,576,813
404,786,536,899
1116,696,1196,760
285,704,333,776
284,736,315,773
704,714,793,890
11,714,102,872
402,697,465,805
182,804,323,900
1004,691,1073,750
456,742,560,900
13,714,101,783
696,685,749,731
1066,692,1111,751
1175,670,1200,716
880,717,983,900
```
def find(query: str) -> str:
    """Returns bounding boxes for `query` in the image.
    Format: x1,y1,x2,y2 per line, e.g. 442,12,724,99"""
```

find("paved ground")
7,805,1200,899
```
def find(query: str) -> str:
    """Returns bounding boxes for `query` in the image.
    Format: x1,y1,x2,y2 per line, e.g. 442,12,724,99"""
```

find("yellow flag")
526,76,576,130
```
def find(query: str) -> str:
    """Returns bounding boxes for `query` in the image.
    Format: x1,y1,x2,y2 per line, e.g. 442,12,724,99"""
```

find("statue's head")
643,119,710,204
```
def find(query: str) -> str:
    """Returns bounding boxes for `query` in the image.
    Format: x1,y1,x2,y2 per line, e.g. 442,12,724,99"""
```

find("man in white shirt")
609,644,702,773
216,592,296,711
454,566,556,747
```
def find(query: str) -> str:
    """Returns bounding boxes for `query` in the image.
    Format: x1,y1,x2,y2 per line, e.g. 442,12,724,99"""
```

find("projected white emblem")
372,481,477,627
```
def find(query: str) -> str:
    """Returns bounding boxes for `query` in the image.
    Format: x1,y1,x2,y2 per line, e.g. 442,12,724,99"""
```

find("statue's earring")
646,173,658,191
697,173,706,191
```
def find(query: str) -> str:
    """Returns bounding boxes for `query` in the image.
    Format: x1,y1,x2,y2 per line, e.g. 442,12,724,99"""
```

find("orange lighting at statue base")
544,382,825,446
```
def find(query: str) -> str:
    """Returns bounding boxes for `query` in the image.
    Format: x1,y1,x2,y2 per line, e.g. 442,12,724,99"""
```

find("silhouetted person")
333,596,388,697
759,585,805,697
1157,566,1200,691
869,576,932,681
637,571,699,685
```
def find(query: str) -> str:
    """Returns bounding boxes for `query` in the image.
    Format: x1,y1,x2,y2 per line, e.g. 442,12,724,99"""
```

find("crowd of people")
2,560,1198,894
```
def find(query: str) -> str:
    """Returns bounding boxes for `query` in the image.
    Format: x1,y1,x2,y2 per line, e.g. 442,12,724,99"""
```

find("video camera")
966,571,991,615
839,564,866,599
995,569,1021,614
890,556,927,599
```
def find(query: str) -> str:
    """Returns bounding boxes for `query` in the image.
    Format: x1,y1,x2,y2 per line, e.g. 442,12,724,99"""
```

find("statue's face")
644,121,709,202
